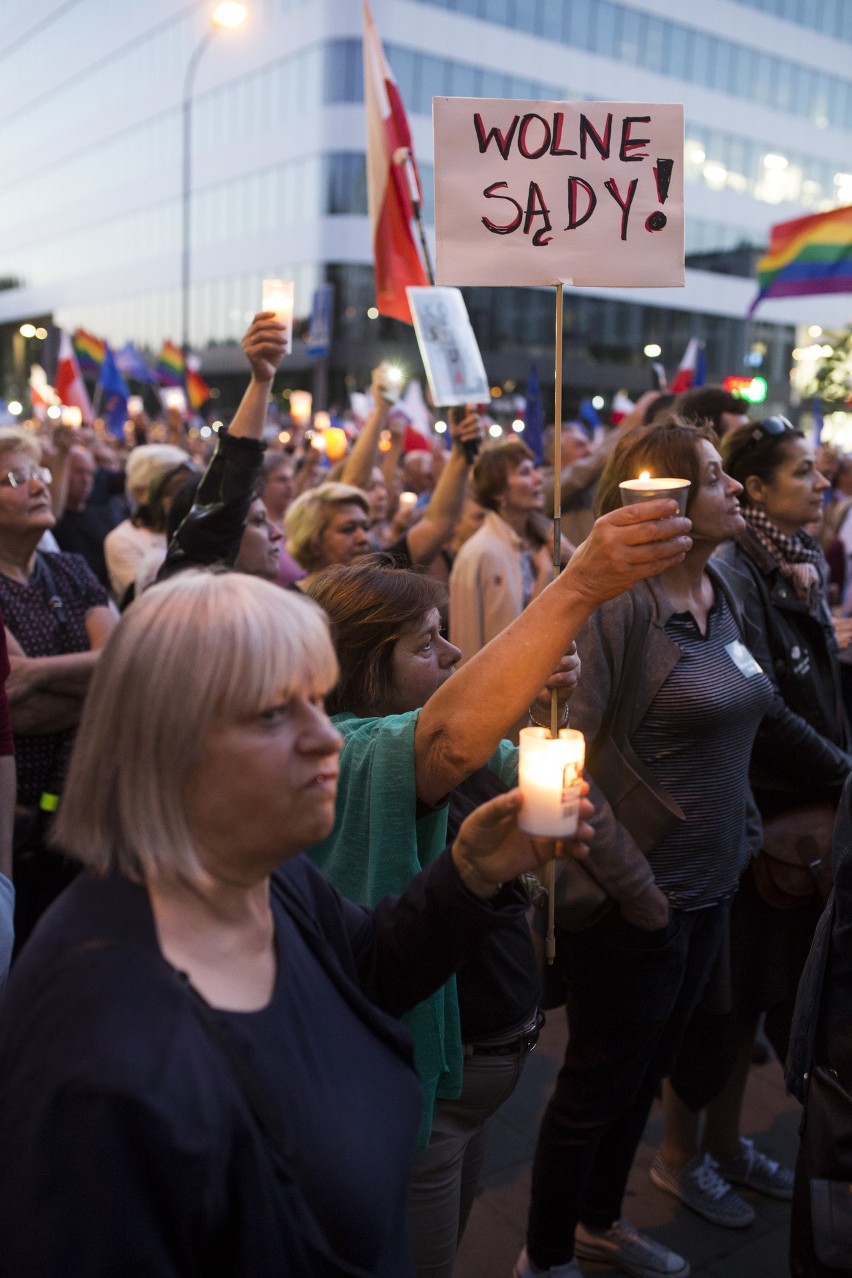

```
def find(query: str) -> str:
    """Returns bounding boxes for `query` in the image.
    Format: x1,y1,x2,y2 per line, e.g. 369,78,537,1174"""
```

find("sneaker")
513,1246,581,1277
574,1217,690,1277
717,1137,794,1201
650,1152,755,1228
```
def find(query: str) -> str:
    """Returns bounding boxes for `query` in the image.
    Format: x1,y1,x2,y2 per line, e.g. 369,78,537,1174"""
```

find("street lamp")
181,2,248,358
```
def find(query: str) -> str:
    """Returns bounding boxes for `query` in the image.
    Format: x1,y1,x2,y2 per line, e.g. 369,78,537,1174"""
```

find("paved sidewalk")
456,1011,800,1278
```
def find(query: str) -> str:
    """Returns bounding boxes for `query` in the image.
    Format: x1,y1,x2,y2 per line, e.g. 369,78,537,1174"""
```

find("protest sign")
406,286,490,407
434,99,684,288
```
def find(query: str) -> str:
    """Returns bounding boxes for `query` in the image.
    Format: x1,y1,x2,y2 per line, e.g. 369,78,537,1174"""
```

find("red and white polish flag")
56,329,93,421
363,1,428,324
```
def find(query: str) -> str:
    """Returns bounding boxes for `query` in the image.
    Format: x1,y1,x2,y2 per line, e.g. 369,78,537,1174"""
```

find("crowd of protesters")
0,312,850,1278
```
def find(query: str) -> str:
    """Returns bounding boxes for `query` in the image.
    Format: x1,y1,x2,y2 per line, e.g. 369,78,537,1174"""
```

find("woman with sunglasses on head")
0,430,118,950
653,416,852,1233
516,418,775,1278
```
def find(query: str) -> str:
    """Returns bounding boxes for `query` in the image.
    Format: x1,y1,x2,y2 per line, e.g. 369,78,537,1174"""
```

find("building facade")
1,0,850,418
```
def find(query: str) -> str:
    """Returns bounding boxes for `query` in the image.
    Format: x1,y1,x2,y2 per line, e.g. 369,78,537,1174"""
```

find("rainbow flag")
72,327,106,375
749,204,852,314
186,368,211,411
156,340,185,387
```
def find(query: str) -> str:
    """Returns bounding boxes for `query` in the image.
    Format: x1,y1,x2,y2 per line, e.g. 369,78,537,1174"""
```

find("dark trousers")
526,901,728,1270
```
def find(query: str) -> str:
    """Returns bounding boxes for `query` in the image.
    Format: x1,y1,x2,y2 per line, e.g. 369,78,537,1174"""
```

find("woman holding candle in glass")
517,418,776,1278
303,495,692,1278
651,417,852,1234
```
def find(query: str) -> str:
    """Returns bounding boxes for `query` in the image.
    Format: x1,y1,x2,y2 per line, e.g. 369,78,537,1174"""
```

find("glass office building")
1,0,849,414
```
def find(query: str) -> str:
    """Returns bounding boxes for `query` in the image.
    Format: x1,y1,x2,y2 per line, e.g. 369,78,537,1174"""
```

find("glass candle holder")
619,476,690,514
261,279,295,352
518,727,585,838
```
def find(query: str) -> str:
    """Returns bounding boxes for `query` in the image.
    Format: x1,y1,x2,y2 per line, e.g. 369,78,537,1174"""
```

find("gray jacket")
564,562,764,919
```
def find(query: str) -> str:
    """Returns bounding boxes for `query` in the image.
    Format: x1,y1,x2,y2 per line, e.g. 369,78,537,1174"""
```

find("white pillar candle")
619,475,690,514
518,727,585,838
261,279,295,353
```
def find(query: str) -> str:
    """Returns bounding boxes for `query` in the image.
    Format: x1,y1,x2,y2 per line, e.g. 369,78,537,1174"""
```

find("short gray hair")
124,444,189,501
53,571,338,882
0,428,41,466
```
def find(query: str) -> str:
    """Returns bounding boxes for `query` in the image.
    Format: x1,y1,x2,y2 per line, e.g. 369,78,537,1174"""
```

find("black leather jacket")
158,430,265,581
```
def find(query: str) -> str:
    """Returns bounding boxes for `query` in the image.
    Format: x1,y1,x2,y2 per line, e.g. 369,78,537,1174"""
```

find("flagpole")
397,148,435,286
413,202,435,286
546,282,565,964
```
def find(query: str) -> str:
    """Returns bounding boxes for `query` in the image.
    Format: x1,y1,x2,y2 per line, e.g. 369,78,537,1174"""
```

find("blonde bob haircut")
285,482,370,571
0,428,41,466
53,570,338,883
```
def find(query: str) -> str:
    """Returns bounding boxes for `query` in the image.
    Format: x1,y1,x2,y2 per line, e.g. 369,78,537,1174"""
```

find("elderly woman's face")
0,450,55,538
316,503,372,568
184,691,343,875
384,608,461,715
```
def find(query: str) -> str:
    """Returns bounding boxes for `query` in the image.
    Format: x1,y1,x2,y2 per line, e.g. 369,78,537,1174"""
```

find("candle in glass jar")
619,472,690,514
518,727,585,838
261,279,295,352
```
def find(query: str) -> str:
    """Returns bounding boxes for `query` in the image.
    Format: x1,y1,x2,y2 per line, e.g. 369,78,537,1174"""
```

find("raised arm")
158,315,287,579
412,500,692,805
227,313,288,441
404,409,483,567
339,368,394,491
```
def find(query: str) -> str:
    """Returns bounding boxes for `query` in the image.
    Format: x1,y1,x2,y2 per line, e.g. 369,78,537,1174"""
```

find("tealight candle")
261,279,295,352
518,727,585,838
619,473,690,514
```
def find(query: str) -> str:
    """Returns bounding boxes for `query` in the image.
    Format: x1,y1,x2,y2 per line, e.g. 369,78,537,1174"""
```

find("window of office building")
409,0,852,128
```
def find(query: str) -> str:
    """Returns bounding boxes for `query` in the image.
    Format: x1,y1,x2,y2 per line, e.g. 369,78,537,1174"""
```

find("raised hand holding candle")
261,279,295,353
518,727,585,838
619,471,690,514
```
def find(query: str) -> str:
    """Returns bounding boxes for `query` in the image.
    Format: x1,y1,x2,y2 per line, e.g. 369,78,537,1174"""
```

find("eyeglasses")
0,465,52,490
748,416,795,445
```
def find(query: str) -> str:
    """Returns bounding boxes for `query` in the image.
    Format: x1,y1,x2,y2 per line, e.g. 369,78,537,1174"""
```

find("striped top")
632,592,773,910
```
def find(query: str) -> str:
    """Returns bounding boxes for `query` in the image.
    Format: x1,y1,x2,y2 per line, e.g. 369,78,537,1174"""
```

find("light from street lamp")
212,2,248,28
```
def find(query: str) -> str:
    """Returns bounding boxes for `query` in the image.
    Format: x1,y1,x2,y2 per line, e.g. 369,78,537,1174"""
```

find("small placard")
406,286,490,407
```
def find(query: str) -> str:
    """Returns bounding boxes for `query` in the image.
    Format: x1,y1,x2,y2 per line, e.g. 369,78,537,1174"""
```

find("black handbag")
802,1067,852,1271
752,803,835,911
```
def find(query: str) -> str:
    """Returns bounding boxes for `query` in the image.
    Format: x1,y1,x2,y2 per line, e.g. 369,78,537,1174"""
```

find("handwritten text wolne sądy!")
472,110,674,246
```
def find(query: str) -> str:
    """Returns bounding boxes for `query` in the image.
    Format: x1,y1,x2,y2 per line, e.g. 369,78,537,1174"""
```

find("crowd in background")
0,314,850,1278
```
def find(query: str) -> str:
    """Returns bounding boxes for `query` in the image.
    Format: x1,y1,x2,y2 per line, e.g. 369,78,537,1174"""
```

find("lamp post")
181,2,248,359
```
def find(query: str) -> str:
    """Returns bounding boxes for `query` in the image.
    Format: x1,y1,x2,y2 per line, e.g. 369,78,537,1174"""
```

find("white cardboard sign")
433,98,684,288
406,286,490,407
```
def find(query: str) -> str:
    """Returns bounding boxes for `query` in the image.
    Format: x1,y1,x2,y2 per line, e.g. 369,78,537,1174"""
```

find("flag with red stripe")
363,1,428,324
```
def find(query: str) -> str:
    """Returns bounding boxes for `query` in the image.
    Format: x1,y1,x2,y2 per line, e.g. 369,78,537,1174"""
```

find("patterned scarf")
741,505,824,607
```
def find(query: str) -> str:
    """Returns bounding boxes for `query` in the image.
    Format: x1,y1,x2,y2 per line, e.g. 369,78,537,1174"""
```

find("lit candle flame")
638,470,651,480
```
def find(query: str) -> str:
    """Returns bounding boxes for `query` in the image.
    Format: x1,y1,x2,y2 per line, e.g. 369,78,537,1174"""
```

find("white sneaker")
513,1245,582,1277
650,1151,755,1228
574,1217,690,1277
717,1137,794,1201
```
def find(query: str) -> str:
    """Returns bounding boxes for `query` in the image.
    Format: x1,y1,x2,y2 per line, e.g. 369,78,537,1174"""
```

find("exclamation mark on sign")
645,159,674,232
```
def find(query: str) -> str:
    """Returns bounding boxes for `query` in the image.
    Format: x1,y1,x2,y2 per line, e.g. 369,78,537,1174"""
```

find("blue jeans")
526,901,728,1269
